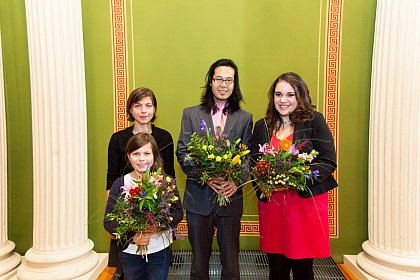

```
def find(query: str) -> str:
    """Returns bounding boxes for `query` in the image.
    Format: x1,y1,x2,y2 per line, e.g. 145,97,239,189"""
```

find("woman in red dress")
251,72,338,280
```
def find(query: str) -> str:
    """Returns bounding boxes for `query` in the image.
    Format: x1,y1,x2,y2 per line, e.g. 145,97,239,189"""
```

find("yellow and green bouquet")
186,120,250,206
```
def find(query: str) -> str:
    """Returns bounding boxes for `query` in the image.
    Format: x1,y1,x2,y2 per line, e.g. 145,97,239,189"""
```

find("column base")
16,240,105,280
0,269,17,280
9,253,107,280
356,252,420,280
346,243,420,280
74,253,108,280
0,241,21,277
344,255,378,280
356,241,420,279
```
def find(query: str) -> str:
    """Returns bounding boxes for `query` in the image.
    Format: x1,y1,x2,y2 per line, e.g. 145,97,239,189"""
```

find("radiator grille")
169,250,345,279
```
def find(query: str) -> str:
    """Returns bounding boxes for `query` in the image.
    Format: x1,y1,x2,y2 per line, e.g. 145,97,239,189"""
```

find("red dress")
258,134,331,259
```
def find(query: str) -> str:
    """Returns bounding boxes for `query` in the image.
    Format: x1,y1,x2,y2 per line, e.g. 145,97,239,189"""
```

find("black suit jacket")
251,112,338,200
176,105,253,216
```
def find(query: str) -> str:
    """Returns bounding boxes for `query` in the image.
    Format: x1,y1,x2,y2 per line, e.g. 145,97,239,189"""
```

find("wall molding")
324,0,343,238
110,0,343,238
111,0,129,131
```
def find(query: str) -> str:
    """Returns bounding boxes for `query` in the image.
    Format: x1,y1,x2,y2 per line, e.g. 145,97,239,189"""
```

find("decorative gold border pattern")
177,221,260,237
111,0,129,131
324,0,343,238
177,221,188,235
111,1,343,238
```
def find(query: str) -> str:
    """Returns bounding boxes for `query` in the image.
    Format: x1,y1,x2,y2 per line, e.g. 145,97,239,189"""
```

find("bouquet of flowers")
105,168,179,254
186,120,250,206
252,138,320,200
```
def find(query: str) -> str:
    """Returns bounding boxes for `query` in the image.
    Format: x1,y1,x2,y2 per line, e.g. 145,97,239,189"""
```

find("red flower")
256,160,271,176
128,186,142,200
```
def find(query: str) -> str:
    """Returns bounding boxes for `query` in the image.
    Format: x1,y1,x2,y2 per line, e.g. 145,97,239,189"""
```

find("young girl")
104,133,183,280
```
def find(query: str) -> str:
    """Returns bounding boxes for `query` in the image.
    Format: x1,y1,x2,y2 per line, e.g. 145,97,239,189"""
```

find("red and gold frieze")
324,0,343,238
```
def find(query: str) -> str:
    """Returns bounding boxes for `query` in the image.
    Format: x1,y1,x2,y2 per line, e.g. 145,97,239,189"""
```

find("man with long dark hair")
176,58,253,280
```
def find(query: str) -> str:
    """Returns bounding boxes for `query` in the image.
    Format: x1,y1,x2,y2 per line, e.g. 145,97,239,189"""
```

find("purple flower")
161,208,170,215
312,170,320,178
200,120,207,133
290,144,299,155
139,191,147,198
304,172,310,180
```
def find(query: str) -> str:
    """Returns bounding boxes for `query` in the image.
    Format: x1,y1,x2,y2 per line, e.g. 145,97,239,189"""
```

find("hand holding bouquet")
252,138,319,200
105,168,179,254
186,120,250,206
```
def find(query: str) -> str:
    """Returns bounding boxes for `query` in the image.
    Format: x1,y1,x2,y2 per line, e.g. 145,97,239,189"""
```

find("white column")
344,0,420,279
17,1,106,279
0,29,22,279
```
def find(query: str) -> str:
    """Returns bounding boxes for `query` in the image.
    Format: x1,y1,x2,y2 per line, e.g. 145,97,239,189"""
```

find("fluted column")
347,0,420,279
17,1,105,279
0,29,22,279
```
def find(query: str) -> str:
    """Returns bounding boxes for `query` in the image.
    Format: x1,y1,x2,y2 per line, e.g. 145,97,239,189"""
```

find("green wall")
1,1,33,254
82,0,115,257
1,0,376,263
332,0,376,259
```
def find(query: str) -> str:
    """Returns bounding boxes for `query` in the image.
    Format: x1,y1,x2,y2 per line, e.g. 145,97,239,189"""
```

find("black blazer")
251,112,338,200
176,105,253,216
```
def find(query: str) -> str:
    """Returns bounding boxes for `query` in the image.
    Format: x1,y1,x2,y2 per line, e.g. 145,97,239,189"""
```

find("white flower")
259,143,276,156
298,152,314,162
121,181,136,198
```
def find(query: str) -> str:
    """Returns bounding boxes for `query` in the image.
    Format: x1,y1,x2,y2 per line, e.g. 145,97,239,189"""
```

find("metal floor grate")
169,250,345,280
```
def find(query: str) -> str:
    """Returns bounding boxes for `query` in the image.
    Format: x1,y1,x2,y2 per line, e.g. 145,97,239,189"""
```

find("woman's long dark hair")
265,72,315,135
200,58,243,113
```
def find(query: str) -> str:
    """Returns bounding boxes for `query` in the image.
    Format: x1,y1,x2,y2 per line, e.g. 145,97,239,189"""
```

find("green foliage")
186,121,250,205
